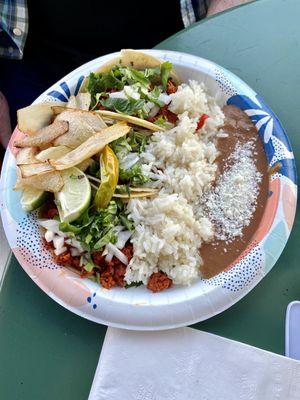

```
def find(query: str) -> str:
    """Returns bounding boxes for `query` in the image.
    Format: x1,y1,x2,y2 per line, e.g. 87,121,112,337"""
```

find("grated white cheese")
201,141,262,242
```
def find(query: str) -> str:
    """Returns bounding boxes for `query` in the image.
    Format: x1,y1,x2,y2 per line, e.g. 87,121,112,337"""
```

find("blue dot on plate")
93,304,97,309
87,297,91,303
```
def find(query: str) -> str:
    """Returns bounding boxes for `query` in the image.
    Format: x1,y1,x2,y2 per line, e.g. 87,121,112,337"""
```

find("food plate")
0,50,297,330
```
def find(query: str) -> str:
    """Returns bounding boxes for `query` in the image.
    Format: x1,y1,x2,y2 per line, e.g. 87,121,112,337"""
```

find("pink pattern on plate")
282,184,297,231
13,247,92,307
9,127,27,156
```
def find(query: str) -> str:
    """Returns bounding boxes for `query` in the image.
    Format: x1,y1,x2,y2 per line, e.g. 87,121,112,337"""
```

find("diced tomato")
197,114,209,130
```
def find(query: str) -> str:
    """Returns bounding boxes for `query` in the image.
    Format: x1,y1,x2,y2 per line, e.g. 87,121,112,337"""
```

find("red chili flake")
197,114,209,130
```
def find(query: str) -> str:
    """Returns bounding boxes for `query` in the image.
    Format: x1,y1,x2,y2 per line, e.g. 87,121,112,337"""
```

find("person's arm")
0,0,28,59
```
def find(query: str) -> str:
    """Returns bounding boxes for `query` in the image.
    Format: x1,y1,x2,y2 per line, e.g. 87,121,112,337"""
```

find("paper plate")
0,50,297,330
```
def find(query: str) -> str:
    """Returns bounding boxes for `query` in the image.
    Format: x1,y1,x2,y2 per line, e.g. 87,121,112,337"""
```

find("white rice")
125,194,213,285
125,80,225,286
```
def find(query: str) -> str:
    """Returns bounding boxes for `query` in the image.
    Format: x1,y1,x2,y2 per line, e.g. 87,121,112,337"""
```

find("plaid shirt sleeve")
0,0,28,59
180,0,210,28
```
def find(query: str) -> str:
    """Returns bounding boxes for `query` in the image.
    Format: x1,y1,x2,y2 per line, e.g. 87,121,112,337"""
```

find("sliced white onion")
65,238,85,252
158,93,171,104
108,90,127,100
54,246,67,256
45,230,55,243
119,152,139,170
148,105,160,118
106,243,128,265
124,86,140,100
38,219,67,237
53,235,65,250
114,225,125,233
105,253,113,262
116,230,132,249
70,248,81,257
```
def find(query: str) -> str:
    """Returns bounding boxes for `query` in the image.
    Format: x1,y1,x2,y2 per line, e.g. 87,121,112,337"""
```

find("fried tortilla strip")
19,163,54,178
67,93,91,110
35,145,71,162
17,103,61,135
53,109,107,148
128,187,159,193
52,122,130,170
52,106,107,129
113,192,157,199
94,110,164,132
16,147,39,165
14,170,63,193
76,158,93,172
14,120,69,148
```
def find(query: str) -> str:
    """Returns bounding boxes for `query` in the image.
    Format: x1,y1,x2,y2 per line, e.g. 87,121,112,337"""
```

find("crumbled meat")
147,105,178,125
92,252,106,267
147,272,173,292
42,237,54,251
113,263,127,287
96,245,134,289
100,262,116,289
166,79,178,94
121,245,133,263
53,250,81,269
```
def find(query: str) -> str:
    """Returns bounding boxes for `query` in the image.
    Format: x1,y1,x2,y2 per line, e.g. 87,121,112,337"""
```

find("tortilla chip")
19,163,55,177
35,146,71,162
52,106,107,129
67,93,91,110
16,147,39,165
76,158,93,172
14,171,63,193
95,110,164,132
17,103,62,135
14,120,69,148
51,122,130,170
53,109,106,148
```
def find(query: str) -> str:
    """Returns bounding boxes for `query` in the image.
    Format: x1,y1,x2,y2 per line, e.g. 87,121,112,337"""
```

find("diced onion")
116,230,132,249
65,238,85,252
158,93,171,104
119,152,139,170
124,86,140,100
109,91,127,100
148,105,160,118
105,253,113,262
53,235,65,250
38,219,67,237
54,246,67,256
70,248,81,257
106,243,128,265
45,230,55,242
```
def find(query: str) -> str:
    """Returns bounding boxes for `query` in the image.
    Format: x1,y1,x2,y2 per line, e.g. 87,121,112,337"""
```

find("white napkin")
88,327,300,400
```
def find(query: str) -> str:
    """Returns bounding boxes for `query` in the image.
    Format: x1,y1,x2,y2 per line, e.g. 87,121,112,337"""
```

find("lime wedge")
21,188,48,212
55,167,91,223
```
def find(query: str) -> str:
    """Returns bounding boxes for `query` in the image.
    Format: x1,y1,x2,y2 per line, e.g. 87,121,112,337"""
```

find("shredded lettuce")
100,97,146,116
58,200,131,251
160,61,173,89
87,63,173,110
119,164,150,186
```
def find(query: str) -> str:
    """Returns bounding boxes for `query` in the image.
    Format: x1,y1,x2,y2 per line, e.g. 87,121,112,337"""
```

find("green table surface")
1,0,300,398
